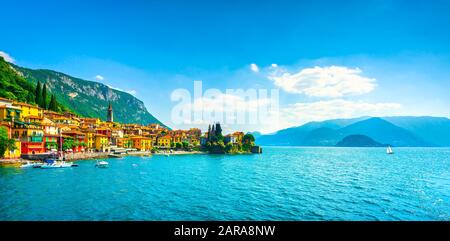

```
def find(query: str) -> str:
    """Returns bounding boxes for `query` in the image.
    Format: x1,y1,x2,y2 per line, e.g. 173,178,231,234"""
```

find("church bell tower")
107,102,114,122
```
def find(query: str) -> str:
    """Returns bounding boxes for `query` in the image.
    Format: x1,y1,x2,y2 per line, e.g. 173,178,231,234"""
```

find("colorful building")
131,136,152,151
157,134,172,147
0,98,22,122
94,134,109,152
12,101,43,120
83,131,95,150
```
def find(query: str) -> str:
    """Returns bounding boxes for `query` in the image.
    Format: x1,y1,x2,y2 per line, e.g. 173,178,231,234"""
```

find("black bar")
1,221,447,240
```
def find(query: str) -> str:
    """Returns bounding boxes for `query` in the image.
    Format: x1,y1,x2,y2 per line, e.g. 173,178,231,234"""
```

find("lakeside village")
0,96,262,166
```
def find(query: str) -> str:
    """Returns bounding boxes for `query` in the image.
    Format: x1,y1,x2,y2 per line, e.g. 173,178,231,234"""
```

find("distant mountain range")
256,116,450,147
0,57,166,127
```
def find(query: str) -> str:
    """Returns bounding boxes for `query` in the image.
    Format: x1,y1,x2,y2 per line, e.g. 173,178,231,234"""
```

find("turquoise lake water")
0,147,449,220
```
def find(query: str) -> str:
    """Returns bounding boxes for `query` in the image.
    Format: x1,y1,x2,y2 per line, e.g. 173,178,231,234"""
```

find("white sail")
387,146,393,154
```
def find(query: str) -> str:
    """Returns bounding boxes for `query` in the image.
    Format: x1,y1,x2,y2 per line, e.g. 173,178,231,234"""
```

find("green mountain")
8,62,166,127
0,56,35,102
336,135,384,147
256,116,445,147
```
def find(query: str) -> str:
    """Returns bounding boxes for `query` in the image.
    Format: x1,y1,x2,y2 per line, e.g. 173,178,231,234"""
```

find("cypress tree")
42,84,48,109
35,81,42,106
207,124,211,141
49,95,58,111
211,124,215,138
215,123,222,136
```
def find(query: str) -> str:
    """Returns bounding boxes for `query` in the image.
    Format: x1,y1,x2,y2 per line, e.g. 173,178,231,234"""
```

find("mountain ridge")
256,116,449,147
8,62,167,127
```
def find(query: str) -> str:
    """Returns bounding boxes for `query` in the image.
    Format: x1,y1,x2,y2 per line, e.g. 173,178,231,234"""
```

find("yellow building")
157,134,172,147
131,136,152,151
84,132,95,150
80,117,101,127
117,137,132,148
172,134,182,144
12,125,44,142
0,98,22,122
13,101,43,119
94,134,109,151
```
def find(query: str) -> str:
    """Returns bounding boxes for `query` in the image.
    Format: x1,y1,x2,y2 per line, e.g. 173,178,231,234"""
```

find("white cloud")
271,63,278,68
280,99,402,127
250,63,259,72
0,51,15,63
95,75,104,81
268,65,376,97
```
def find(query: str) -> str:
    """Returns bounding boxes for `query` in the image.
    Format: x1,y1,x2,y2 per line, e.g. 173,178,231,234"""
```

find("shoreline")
0,149,259,167
0,150,206,166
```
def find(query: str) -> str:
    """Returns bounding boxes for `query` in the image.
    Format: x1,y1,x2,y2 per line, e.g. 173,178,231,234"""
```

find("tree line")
34,80,59,111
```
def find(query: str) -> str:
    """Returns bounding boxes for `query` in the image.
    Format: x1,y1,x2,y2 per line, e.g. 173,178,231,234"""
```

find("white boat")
40,159,74,169
20,161,39,168
95,160,109,168
386,145,394,154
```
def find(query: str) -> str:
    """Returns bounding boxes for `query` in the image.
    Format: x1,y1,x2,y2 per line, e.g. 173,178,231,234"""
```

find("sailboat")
386,145,394,154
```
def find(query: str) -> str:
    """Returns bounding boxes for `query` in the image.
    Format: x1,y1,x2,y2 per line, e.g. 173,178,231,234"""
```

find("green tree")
27,92,35,103
35,81,42,105
224,142,233,153
62,138,74,151
0,127,16,158
182,141,189,150
242,133,255,145
175,142,182,149
49,95,58,111
41,83,48,109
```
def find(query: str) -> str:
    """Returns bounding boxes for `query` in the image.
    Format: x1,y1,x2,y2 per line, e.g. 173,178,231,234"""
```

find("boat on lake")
387,145,394,154
95,160,109,168
20,161,41,168
40,159,74,169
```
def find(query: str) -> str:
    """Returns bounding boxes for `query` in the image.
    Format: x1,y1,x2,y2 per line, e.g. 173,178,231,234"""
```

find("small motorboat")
20,161,40,168
95,160,109,168
40,159,74,169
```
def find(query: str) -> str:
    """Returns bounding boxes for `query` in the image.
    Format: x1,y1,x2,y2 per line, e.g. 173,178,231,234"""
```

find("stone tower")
107,102,114,122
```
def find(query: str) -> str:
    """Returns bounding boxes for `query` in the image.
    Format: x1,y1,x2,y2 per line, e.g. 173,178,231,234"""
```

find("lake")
0,147,449,220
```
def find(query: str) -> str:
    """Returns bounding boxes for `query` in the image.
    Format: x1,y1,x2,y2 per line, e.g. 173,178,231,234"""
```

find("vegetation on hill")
0,57,68,112
11,63,166,126
336,134,384,147
0,56,35,102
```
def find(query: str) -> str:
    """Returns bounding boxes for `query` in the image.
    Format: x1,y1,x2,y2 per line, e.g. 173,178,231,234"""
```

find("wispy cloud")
95,75,104,81
280,99,402,127
250,63,259,72
268,65,376,97
0,51,15,63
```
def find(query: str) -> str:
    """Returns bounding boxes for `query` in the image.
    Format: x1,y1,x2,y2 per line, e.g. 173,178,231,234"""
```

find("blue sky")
1,0,450,133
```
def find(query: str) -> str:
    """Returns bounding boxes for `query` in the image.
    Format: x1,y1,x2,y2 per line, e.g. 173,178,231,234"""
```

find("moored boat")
95,160,109,168
40,159,74,169
20,161,41,168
